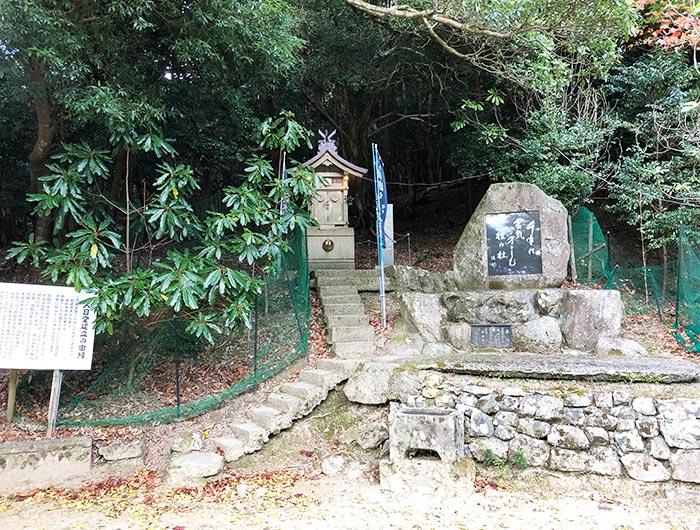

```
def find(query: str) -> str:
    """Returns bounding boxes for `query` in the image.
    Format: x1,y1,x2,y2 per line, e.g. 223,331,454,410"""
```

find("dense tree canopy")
1,0,302,237
1,0,699,341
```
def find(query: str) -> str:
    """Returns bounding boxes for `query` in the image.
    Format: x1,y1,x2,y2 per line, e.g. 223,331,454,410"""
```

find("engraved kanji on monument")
485,210,542,276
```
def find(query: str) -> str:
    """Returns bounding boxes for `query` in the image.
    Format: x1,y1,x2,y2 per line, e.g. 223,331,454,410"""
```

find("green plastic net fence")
570,207,700,355
570,207,675,322
19,226,310,428
570,206,608,284
673,224,700,352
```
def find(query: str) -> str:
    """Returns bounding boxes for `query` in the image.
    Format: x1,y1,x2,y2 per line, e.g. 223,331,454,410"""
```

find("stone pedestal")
307,227,355,271
389,405,465,463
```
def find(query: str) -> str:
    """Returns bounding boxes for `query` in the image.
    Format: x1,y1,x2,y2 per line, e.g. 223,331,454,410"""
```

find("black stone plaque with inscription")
485,210,542,276
470,325,513,349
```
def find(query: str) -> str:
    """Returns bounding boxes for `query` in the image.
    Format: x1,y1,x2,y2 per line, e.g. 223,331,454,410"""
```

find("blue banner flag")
372,144,388,249
372,143,388,329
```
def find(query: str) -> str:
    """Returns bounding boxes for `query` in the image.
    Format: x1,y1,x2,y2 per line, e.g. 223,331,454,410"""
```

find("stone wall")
0,437,92,494
400,376,700,485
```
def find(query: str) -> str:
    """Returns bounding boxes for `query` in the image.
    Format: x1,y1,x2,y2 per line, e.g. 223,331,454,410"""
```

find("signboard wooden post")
0,283,96,436
5,370,17,423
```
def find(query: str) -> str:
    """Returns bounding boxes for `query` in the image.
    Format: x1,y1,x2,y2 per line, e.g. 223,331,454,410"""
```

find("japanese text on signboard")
485,211,542,276
0,283,96,370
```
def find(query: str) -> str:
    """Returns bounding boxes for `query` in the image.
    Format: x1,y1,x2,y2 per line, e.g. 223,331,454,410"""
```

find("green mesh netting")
570,208,700,353
570,206,608,284
570,207,673,321
22,226,310,427
673,224,700,352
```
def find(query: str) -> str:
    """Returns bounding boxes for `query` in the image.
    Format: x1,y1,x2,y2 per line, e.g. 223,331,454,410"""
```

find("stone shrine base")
405,352,700,383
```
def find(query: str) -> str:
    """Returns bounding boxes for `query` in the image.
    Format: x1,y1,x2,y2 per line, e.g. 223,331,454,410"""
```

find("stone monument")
453,182,570,290
394,182,645,355
304,131,367,271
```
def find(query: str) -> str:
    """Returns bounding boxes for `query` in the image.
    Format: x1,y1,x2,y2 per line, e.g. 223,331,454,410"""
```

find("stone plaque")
485,210,542,276
470,324,513,349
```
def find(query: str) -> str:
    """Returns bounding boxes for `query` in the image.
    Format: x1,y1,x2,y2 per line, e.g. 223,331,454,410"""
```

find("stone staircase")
212,358,358,463
315,270,379,358
170,270,385,478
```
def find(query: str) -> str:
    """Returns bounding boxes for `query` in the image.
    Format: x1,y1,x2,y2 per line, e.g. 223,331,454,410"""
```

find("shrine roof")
303,130,368,177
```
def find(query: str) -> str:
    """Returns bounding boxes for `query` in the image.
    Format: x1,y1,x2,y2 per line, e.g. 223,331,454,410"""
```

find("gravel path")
2,471,699,530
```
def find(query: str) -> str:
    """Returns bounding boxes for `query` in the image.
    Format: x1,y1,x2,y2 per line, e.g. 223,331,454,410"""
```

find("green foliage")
604,51,700,249
510,450,529,469
450,98,613,207
7,112,320,343
482,448,506,467
0,0,304,225
347,0,637,93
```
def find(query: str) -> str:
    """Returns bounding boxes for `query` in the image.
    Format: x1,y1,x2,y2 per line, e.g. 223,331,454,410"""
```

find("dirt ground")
2,476,700,530
2,386,700,530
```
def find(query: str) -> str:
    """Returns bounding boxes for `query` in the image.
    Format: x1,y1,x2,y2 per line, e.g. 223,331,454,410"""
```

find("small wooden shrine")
304,130,367,270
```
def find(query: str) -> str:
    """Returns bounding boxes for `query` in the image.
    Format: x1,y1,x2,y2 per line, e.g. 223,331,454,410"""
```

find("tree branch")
345,0,516,39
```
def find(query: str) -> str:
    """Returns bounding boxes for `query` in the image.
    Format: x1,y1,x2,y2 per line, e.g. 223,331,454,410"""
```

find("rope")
351,172,494,187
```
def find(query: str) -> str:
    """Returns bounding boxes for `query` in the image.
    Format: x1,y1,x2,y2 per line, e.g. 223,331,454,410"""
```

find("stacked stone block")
403,379,700,484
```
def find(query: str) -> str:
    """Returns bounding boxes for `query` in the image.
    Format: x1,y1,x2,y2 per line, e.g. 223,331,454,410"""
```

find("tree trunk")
26,62,57,242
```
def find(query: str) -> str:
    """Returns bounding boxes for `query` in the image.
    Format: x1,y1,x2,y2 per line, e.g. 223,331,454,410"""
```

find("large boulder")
513,316,562,353
397,292,446,342
390,266,457,293
167,452,224,486
343,362,396,404
442,290,538,324
452,183,570,290
560,289,625,350
596,337,647,357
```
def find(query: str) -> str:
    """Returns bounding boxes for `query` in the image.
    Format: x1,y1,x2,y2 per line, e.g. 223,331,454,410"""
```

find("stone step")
315,269,394,291
315,269,381,282
230,423,268,453
279,382,329,414
323,303,366,316
212,437,245,463
266,392,306,417
322,293,362,306
298,368,342,389
332,340,374,358
248,406,292,435
319,285,358,298
315,358,359,379
167,452,224,486
328,325,374,344
326,314,367,327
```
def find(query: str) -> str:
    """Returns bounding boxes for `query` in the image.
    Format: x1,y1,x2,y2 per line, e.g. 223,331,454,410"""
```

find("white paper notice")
0,283,96,370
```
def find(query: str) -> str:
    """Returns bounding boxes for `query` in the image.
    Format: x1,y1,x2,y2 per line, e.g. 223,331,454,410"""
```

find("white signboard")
0,283,96,370
382,204,395,267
